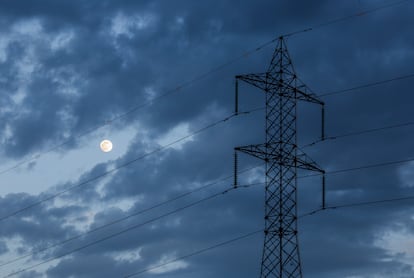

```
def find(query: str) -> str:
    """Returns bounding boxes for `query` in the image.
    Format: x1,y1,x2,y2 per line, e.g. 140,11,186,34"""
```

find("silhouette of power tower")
234,37,325,277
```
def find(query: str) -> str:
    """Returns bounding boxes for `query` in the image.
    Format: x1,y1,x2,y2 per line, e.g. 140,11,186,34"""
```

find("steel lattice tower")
234,37,325,278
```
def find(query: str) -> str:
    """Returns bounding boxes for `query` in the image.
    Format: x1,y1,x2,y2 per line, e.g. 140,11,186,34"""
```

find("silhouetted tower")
234,37,325,277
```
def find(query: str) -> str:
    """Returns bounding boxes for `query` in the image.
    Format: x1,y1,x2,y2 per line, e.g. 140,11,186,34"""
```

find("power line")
298,157,414,180
234,75,414,156
327,157,414,175
319,73,414,98
0,44,276,176
122,191,412,277
123,229,263,278
5,69,410,183
299,194,414,218
2,125,413,228
1,109,412,231
8,167,408,276
329,195,414,209
2,0,408,177
328,121,414,139
3,185,257,277
296,72,414,148
283,0,411,37
0,111,250,224
0,169,263,269
233,70,414,119
3,155,414,274
303,120,414,148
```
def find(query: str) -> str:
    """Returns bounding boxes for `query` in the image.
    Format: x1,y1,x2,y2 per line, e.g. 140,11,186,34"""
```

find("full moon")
100,139,113,152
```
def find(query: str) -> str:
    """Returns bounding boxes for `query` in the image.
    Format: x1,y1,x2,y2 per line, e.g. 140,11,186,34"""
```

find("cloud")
1,0,414,277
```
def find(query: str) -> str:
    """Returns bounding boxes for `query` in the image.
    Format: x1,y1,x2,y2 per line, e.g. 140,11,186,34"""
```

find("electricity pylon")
234,37,325,277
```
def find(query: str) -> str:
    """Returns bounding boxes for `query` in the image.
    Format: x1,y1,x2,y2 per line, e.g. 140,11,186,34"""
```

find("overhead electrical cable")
319,73,414,98
283,0,411,37
2,73,414,224
2,133,414,227
9,180,413,276
123,229,263,278
3,185,260,277
0,111,251,223
0,43,277,176
303,120,414,148
223,71,414,118
298,157,414,180
325,157,414,175
122,191,414,277
0,172,263,269
4,69,410,182
299,194,414,218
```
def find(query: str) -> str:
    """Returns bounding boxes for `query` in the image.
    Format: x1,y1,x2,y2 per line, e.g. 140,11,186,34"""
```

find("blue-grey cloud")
1,0,414,277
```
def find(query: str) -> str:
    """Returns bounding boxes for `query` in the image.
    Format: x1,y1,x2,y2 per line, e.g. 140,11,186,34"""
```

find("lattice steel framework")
234,37,325,278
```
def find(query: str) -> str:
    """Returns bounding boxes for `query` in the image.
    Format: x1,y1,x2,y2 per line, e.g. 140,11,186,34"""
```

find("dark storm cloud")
0,0,334,159
1,0,414,277
38,188,264,278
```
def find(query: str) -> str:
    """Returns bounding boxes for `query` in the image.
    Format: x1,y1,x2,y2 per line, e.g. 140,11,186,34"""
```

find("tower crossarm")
236,73,268,91
295,148,324,173
291,84,323,105
234,143,268,161
236,143,324,174
236,73,323,105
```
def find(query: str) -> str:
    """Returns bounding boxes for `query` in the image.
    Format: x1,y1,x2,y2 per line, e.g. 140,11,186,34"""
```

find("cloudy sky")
1,0,414,277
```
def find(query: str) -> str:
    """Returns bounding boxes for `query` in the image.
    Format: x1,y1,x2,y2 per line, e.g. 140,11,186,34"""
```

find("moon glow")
100,139,113,152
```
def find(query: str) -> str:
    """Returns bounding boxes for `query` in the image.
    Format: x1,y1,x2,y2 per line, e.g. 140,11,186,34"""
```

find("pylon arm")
294,76,323,103
236,73,268,91
275,80,323,105
295,150,324,173
236,143,324,173
235,144,268,161
293,85,323,105
236,74,323,105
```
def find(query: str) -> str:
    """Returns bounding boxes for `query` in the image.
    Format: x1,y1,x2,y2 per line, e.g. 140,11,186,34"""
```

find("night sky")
1,0,414,277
